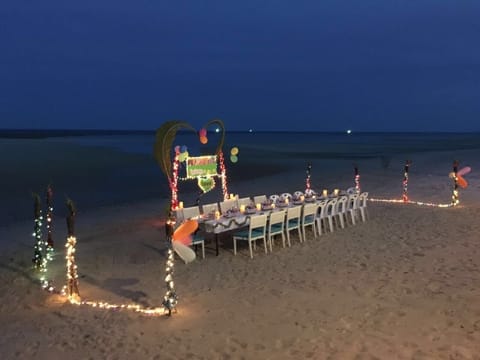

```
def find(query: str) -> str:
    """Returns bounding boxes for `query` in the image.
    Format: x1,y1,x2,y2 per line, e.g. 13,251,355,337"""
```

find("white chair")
324,198,338,232
233,213,268,259
182,206,201,220
280,193,293,202
358,192,369,222
335,196,348,229
346,194,359,225
253,195,267,204
219,199,238,214
202,202,219,216
237,197,253,208
301,203,318,240
293,191,304,199
267,209,286,250
346,187,356,195
174,208,184,223
285,205,302,246
315,200,328,236
269,194,280,204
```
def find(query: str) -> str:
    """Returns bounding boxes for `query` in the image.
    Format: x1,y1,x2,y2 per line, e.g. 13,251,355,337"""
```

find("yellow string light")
369,198,453,208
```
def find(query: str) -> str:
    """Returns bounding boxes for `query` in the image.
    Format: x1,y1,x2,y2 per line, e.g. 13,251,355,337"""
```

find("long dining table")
197,202,303,256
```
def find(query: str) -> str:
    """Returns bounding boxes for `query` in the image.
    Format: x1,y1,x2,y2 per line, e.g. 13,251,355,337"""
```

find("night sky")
1,0,479,132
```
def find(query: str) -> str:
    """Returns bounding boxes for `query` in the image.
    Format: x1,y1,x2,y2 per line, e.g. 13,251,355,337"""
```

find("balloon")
200,136,208,144
230,147,239,156
230,155,238,163
458,166,471,176
174,145,181,154
199,128,207,137
178,151,188,162
180,145,188,153
457,175,468,188
172,241,196,263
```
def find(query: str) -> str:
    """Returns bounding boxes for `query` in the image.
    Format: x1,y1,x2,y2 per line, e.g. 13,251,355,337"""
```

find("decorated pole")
354,164,361,194
451,160,459,206
45,185,54,261
402,160,411,203
65,199,80,301
305,163,312,193
162,215,178,316
32,193,46,272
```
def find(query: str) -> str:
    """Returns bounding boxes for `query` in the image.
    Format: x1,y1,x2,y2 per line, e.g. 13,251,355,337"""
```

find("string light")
218,151,229,200
402,160,411,203
305,163,311,193
45,185,54,261
64,235,80,300
369,198,453,208
354,165,361,194
32,193,47,275
170,156,180,210
162,217,178,316
451,161,460,206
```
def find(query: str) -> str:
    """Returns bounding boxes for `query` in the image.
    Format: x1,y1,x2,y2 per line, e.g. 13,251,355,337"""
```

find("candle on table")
256,203,261,211
179,201,184,209
322,189,328,197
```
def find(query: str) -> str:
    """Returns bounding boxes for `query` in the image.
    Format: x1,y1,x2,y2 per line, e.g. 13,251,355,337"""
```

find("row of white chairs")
233,192,369,259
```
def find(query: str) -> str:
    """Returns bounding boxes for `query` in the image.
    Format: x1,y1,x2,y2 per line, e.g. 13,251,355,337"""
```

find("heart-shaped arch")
153,118,229,212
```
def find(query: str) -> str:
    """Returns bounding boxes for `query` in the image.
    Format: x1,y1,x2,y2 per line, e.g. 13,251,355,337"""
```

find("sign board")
186,155,217,178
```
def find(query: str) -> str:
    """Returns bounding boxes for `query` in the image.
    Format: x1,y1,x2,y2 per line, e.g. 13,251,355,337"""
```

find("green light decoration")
198,176,215,193
32,193,45,271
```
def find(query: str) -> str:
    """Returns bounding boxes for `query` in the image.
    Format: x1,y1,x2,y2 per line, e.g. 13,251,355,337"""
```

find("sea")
1,129,480,227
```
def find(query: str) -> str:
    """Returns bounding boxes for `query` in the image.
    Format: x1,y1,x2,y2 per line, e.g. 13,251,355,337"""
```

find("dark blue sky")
1,0,479,131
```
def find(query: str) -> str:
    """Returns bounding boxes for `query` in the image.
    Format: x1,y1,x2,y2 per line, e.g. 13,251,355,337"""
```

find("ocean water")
2,130,480,227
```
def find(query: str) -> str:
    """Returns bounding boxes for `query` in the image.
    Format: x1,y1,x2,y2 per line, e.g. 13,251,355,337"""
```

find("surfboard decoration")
457,166,471,176
457,175,468,189
172,241,196,264
172,219,198,263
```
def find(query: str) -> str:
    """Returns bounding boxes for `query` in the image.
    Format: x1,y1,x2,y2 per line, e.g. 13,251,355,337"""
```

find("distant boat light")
249,129,253,133
346,129,352,134
215,128,220,133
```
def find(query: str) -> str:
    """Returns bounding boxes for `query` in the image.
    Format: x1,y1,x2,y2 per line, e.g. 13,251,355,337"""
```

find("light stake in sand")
451,161,459,206
305,163,312,193
45,185,54,261
64,199,80,300
32,193,47,276
402,160,411,203
162,217,178,315
354,164,361,194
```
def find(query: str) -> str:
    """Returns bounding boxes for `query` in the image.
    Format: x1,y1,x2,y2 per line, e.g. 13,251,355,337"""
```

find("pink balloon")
199,128,207,137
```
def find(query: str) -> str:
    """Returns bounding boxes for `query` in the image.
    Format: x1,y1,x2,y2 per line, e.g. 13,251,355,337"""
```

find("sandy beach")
1,139,480,359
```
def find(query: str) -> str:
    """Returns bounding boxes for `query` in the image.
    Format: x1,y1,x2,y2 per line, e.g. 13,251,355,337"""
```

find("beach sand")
1,141,480,359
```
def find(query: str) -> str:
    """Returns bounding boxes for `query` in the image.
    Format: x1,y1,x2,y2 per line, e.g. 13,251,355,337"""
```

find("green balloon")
230,155,238,163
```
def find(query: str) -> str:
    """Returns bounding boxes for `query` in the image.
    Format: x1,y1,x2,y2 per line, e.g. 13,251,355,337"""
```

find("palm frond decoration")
204,118,225,155
153,121,196,181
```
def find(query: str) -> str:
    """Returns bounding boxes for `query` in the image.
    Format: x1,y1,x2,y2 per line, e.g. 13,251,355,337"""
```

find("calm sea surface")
2,130,480,227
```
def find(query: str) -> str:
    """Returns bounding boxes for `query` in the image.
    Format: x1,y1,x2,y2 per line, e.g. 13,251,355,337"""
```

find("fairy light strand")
369,198,453,208
45,185,54,261
451,161,459,206
218,151,229,200
32,193,47,273
402,160,411,203
162,217,178,315
305,163,311,193
354,165,361,194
